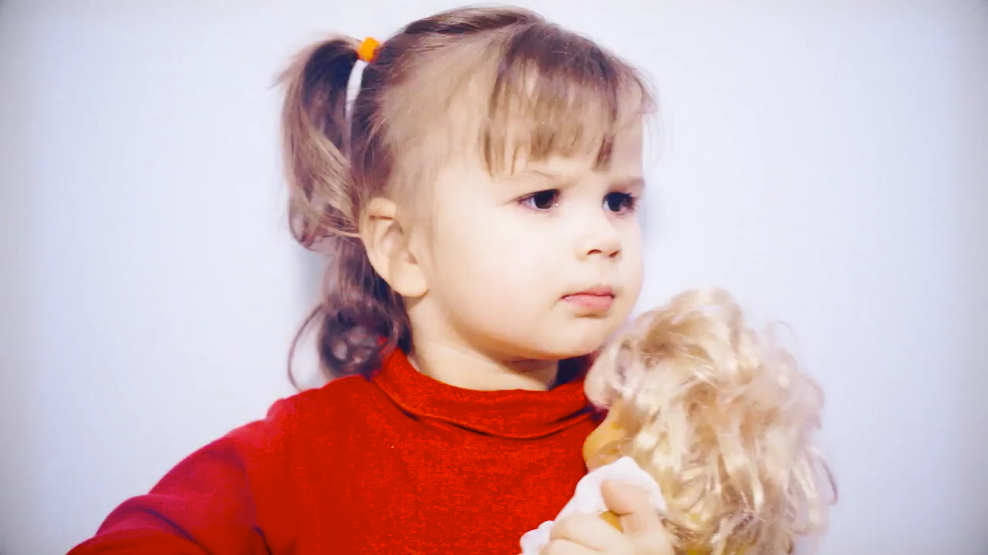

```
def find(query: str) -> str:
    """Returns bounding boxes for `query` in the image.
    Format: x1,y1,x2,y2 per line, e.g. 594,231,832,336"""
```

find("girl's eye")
520,189,561,211
604,192,638,214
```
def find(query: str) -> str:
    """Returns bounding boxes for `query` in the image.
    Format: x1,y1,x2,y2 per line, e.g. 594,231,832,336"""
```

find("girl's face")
410,120,645,363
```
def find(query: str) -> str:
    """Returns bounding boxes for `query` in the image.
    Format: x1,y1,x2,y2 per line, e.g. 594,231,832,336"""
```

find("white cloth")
518,457,666,555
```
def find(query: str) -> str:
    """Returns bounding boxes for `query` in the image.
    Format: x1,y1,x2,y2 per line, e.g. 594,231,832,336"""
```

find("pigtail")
281,37,410,384
280,37,361,243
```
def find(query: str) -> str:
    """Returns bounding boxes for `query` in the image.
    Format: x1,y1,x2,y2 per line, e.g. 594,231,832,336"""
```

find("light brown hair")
280,6,655,385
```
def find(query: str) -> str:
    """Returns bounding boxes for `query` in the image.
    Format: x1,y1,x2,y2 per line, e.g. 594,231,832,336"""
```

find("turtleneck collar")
371,349,593,439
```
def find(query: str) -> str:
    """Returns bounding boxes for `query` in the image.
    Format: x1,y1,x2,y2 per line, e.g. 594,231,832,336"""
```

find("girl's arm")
67,401,294,555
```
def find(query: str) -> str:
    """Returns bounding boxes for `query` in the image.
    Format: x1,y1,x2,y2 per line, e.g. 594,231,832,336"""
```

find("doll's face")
583,401,628,469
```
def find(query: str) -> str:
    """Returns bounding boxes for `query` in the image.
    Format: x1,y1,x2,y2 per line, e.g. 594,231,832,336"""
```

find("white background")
1,1,986,554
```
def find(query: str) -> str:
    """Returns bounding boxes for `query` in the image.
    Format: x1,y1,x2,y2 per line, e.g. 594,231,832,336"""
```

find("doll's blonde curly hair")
585,288,836,555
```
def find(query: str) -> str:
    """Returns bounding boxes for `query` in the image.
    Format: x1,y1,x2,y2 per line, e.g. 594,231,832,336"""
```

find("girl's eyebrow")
611,176,646,191
512,169,645,191
519,168,563,181
511,168,572,187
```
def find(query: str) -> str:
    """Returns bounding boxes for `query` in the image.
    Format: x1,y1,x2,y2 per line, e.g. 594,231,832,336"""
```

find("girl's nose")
577,212,621,260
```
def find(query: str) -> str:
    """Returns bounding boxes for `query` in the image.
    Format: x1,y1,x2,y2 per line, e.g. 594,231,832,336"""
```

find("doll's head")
584,288,836,554
280,6,653,384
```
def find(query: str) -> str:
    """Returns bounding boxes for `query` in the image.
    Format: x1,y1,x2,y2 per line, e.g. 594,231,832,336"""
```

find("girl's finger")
539,538,600,555
548,513,625,553
600,480,667,538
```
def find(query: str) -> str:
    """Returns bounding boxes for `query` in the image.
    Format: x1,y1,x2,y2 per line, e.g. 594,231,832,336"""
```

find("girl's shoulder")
67,375,393,554
153,374,393,497
261,374,391,438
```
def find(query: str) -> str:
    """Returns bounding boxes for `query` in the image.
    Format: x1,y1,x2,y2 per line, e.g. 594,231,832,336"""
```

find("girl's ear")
359,198,428,298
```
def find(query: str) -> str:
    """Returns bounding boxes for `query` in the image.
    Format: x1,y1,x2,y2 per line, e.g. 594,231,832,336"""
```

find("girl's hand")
540,480,674,555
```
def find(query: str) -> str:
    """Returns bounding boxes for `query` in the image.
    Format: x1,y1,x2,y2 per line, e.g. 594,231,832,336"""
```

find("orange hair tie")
356,37,380,63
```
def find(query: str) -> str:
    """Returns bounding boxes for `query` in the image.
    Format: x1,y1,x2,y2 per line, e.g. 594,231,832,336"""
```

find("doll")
520,288,836,555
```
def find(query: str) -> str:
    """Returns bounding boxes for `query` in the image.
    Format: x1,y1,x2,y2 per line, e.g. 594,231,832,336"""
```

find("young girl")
69,6,668,555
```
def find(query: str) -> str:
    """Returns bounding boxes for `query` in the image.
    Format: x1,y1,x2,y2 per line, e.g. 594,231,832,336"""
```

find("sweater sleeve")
67,399,295,555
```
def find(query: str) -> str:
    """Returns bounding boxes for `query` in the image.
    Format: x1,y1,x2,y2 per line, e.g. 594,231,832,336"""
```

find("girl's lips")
562,289,615,313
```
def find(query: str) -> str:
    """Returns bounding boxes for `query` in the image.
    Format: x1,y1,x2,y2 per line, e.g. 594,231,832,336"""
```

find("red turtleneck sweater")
68,350,596,555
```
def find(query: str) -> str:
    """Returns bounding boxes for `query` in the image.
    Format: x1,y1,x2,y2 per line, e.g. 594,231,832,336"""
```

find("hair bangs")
481,24,654,177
